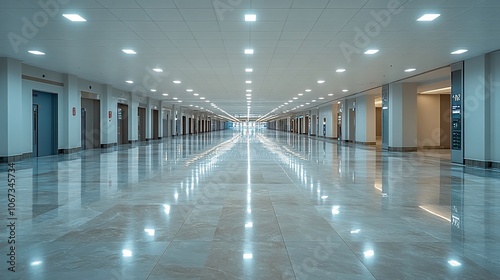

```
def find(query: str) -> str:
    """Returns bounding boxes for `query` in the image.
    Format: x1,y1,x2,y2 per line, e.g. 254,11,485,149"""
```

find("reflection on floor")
0,129,499,279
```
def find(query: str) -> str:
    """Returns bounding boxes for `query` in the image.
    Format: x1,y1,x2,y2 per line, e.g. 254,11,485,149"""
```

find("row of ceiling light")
257,13,469,123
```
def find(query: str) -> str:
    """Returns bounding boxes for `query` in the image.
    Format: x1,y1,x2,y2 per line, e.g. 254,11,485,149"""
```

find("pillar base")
59,148,81,154
101,143,117,149
388,147,417,152
0,152,32,163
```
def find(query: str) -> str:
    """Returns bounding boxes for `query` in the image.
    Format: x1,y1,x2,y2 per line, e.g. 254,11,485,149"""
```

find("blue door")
33,91,58,157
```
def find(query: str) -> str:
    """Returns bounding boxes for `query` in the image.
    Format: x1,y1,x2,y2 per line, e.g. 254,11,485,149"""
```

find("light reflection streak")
419,206,451,222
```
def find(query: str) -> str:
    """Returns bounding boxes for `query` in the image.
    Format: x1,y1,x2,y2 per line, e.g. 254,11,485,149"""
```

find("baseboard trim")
419,146,450,150
356,141,376,146
465,159,492,169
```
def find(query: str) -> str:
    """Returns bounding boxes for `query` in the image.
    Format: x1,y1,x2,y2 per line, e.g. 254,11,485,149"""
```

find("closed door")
182,116,187,135
33,105,39,157
152,109,159,140
81,98,101,149
81,108,87,150
117,104,129,145
349,109,356,142
138,107,146,141
33,91,58,157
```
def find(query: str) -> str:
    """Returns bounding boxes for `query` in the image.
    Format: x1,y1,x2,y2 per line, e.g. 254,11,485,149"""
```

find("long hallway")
1,129,499,279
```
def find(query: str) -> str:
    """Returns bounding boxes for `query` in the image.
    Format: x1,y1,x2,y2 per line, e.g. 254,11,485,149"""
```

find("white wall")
490,51,500,163
318,104,334,137
417,95,441,147
0,58,23,157
388,83,418,148
464,55,489,161
355,95,376,143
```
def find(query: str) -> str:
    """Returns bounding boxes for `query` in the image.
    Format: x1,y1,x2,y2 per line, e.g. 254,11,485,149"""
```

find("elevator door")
138,107,146,141
33,91,58,157
182,116,187,135
117,104,129,145
152,109,159,140
337,113,342,139
349,109,356,142
81,108,87,150
81,98,101,149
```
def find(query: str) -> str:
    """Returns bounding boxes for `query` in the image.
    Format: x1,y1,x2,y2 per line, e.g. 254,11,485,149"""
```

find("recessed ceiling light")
190,104,193,107
336,69,346,73
125,80,134,84
150,89,157,92
317,80,325,84
312,100,317,102
206,100,210,103
293,97,298,100
245,68,253,72
122,49,136,54
186,89,193,92
245,49,254,54
284,103,288,105
28,50,45,55
173,80,181,84
62,14,86,22
246,94,252,97
328,93,334,96
153,68,163,73
288,100,293,103
247,97,251,100
364,49,379,55
246,90,252,92
417,14,441,22
245,14,256,22
342,89,348,92
451,49,468,55
298,93,303,96
405,68,416,72
306,103,310,105
173,97,178,100
177,100,182,103
319,97,325,100
162,93,168,96
200,97,205,100
246,80,252,84
300,104,304,107
305,89,312,92
194,93,199,96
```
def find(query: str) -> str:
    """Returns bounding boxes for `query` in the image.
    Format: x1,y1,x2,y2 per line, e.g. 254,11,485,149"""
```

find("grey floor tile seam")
145,204,197,280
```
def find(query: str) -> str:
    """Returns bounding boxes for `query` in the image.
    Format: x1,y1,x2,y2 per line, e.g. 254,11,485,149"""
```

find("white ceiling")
1,0,500,119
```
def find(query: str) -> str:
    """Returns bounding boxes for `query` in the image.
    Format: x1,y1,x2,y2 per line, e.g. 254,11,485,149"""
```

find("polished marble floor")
1,128,499,279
